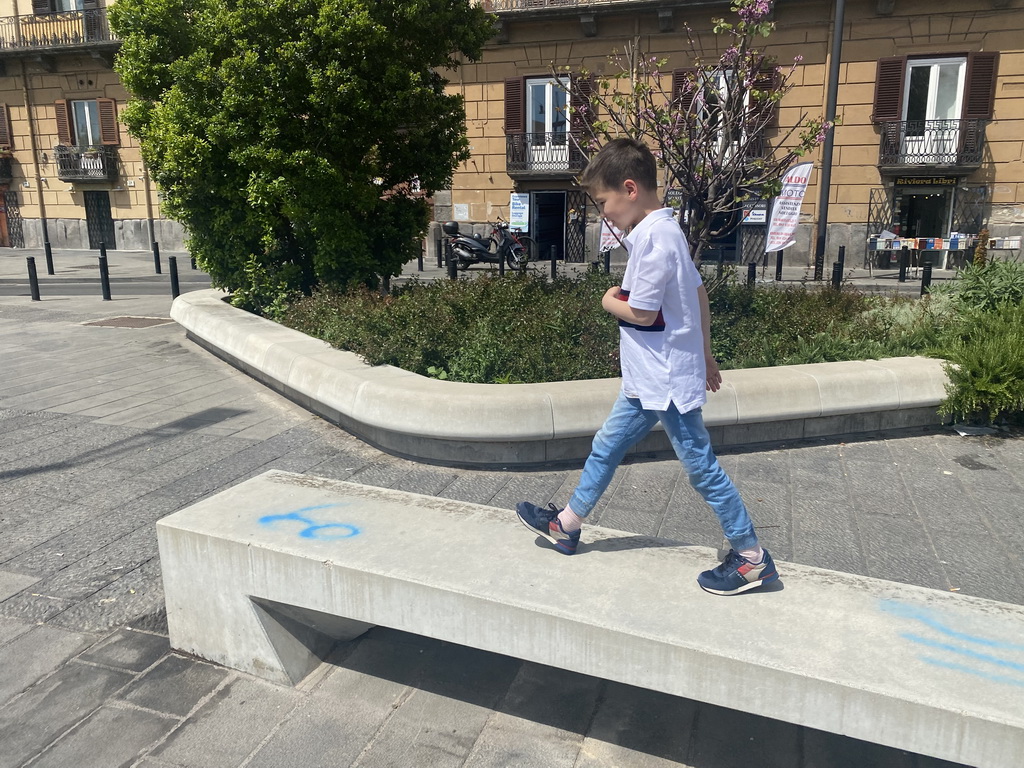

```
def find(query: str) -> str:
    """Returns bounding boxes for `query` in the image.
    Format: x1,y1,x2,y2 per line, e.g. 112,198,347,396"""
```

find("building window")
33,0,96,14
71,100,100,146
526,76,568,142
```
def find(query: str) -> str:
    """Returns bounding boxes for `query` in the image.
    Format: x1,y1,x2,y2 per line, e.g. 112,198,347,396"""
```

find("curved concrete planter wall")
171,289,950,466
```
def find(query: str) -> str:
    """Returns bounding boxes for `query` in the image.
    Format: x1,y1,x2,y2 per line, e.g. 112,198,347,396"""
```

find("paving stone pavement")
1,266,1021,768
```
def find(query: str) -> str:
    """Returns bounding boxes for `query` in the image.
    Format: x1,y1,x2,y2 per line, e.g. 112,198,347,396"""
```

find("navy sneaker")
515,501,581,555
697,549,779,595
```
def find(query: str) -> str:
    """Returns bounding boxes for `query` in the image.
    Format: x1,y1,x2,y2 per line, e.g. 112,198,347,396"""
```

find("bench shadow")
319,623,951,768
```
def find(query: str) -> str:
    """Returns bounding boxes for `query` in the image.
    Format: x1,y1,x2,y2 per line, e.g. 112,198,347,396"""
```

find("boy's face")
592,180,645,231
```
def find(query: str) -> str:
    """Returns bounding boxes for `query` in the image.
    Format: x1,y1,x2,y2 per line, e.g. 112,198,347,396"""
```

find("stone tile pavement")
0,268,1020,767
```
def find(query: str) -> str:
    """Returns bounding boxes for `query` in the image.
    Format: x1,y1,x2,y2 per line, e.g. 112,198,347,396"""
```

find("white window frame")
71,99,100,147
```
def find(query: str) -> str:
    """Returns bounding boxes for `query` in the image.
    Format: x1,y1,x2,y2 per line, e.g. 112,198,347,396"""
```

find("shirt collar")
622,208,676,248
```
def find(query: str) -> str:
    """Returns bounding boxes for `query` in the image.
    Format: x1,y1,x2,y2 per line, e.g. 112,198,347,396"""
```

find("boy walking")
516,138,778,596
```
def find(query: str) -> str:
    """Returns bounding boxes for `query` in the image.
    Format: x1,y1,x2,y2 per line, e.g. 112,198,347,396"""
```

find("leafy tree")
110,0,493,302
562,0,832,262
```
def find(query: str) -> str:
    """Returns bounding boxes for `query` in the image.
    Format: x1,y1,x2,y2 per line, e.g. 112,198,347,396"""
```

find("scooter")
442,220,534,271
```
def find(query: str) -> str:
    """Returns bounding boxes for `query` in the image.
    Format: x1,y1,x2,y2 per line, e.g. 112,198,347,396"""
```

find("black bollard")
498,250,505,276
152,241,162,274
550,245,557,279
603,249,611,274
831,261,842,289
775,250,784,281
716,259,723,279
169,256,180,298
921,262,933,295
44,242,54,275
27,256,40,301
98,253,112,301
898,246,908,283
837,244,846,270
436,237,443,269
447,249,458,280
747,262,756,285
417,247,424,272
190,256,197,270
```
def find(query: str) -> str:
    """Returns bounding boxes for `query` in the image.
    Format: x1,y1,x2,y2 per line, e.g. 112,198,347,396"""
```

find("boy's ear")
623,179,638,198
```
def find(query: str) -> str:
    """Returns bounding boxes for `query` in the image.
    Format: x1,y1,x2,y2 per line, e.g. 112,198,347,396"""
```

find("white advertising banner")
509,193,530,231
765,162,813,253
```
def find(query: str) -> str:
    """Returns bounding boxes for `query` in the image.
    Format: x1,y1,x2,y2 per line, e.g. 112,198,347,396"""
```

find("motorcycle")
442,220,535,271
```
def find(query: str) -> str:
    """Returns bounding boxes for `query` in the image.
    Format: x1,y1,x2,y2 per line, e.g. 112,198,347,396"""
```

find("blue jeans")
568,392,759,551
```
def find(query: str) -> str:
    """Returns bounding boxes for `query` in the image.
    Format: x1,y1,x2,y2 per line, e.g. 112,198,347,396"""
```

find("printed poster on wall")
600,219,625,251
765,162,813,253
509,193,530,231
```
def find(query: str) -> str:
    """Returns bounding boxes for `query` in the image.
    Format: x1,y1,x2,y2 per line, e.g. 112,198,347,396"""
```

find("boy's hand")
705,356,722,392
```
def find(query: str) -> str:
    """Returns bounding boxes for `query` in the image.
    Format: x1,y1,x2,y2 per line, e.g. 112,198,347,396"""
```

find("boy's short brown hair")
579,138,657,192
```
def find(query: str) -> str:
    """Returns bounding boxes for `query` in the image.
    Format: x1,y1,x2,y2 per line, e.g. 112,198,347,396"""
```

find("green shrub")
939,301,1024,424
929,259,1024,313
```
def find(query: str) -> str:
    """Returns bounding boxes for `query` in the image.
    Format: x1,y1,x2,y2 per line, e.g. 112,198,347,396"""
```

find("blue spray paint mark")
918,656,1024,689
880,599,1024,688
258,504,361,541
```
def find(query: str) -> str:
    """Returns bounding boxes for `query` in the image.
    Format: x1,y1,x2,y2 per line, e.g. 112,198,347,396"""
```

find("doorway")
895,187,952,266
84,190,115,249
531,191,566,261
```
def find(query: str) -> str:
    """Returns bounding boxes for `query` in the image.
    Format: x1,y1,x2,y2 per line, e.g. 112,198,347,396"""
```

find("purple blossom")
737,0,773,23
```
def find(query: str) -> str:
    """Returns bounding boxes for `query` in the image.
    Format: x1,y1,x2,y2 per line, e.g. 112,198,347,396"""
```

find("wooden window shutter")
97,98,119,145
872,56,906,122
54,100,72,145
504,77,524,134
963,52,999,120
570,74,593,133
32,0,53,15
82,0,99,8
672,68,700,116
750,66,781,129
0,105,12,149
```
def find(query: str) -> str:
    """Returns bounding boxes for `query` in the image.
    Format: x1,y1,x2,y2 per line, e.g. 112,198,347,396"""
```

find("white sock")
738,546,764,564
557,505,584,533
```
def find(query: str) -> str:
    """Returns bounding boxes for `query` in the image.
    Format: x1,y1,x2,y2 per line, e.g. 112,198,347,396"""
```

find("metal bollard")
716,259,723,279
436,237,443,269
837,244,846,270
417,247,424,272
775,250,784,281
747,262,756,285
152,241,162,274
603,249,611,274
498,251,505,276
44,242,54,275
98,253,112,301
447,249,458,280
169,256,180,298
898,246,908,283
190,256,197,270
27,256,40,301
831,261,842,289
550,245,557,279
921,262,933,295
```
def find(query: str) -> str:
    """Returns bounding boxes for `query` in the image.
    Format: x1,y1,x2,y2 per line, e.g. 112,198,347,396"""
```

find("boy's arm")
602,286,659,326
698,284,723,393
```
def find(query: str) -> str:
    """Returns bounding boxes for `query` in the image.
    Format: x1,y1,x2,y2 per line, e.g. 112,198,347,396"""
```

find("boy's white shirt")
619,207,707,413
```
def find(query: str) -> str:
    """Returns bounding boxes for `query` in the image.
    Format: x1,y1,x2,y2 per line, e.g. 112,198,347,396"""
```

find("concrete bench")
157,470,1024,768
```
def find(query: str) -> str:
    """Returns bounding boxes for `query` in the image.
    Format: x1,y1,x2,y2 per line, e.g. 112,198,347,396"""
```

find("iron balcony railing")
486,0,638,10
0,8,116,52
506,132,588,176
55,145,118,182
878,119,986,168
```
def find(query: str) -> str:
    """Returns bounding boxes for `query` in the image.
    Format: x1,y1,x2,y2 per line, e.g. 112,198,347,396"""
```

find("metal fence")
55,145,118,182
506,132,587,175
878,119,986,167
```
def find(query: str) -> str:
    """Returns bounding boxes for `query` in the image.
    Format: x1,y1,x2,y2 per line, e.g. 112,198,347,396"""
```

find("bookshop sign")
894,176,958,186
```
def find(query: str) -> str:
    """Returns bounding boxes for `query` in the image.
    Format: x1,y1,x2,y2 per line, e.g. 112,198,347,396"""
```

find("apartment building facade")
0,0,183,250
440,0,1023,268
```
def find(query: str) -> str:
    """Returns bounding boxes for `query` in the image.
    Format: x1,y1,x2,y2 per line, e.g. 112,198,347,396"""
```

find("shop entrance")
895,187,952,266
530,191,566,261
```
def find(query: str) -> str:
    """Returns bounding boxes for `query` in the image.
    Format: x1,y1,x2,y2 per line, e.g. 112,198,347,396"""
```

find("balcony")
55,145,118,182
877,119,986,176
506,132,588,178
0,9,117,54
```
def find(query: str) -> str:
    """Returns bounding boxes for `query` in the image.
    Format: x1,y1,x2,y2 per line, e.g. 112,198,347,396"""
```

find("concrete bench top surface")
158,470,1023,768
